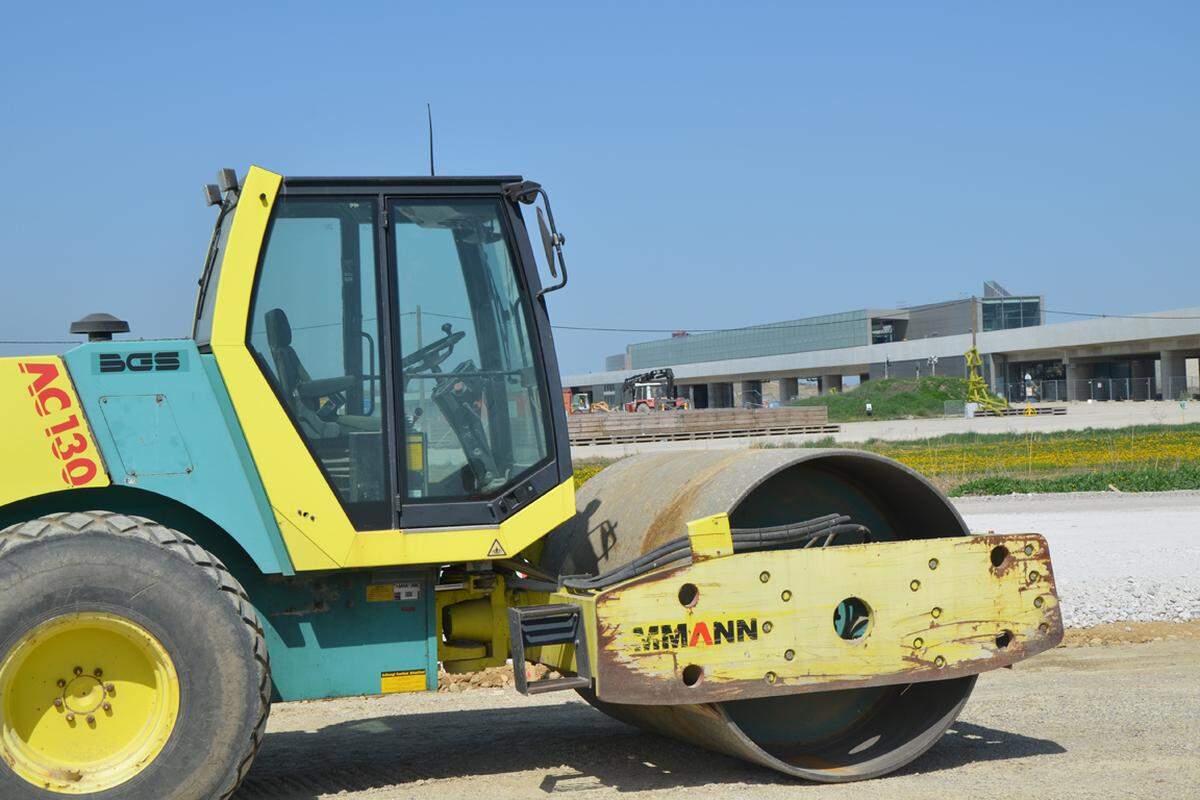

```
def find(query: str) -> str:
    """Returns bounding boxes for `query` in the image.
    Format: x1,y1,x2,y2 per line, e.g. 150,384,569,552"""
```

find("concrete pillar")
707,382,733,408
778,377,799,403
819,374,842,395
1131,359,1154,401
1160,350,1187,399
739,380,762,408
985,354,1002,394
706,383,721,408
1064,360,1092,402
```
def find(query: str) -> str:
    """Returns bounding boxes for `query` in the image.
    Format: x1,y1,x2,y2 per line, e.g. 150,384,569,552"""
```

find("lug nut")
86,715,95,725
93,668,103,678
53,698,64,710
65,713,75,723
104,683,115,694
73,666,83,677
57,679,66,688
103,702,112,712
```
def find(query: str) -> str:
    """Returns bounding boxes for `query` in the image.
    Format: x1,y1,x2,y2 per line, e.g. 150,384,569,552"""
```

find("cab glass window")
193,207,235,345
248,197,389,529
391,199,551,502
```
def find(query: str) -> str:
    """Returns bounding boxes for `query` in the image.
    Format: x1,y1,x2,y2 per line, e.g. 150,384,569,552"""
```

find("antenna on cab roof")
427,102,436,176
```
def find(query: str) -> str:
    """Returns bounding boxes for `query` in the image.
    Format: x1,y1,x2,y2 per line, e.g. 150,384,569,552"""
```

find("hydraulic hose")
559,512,872,591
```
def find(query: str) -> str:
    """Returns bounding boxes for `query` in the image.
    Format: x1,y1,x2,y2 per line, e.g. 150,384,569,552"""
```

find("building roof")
562,306,1200,386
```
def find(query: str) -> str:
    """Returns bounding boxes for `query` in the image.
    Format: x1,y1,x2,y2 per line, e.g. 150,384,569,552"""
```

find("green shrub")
790,376,969,422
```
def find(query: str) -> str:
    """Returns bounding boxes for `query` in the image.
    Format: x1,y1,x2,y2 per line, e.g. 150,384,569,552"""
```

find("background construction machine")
0,167,1062,799
622,368,688,412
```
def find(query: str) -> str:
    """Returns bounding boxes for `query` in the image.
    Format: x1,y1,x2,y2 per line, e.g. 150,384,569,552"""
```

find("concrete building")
563,284,1200,409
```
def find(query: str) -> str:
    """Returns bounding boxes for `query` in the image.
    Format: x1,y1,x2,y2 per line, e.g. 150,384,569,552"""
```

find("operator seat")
264,309,312,407
263,308,379,438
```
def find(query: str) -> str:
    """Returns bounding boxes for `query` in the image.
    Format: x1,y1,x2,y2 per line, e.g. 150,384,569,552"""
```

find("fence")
567,406,837,445
992,377,1200,404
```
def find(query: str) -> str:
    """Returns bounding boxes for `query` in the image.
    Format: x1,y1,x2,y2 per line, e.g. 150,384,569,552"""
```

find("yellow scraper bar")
581,532,1062,705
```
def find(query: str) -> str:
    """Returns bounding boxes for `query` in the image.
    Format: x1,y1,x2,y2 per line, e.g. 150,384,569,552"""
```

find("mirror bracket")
504,180,568,297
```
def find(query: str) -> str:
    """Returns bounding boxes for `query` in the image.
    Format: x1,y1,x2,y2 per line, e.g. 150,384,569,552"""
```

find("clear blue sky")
1,2,1196,373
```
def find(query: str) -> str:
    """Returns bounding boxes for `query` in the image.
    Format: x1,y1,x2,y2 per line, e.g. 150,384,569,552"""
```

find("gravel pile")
954,490,1200,628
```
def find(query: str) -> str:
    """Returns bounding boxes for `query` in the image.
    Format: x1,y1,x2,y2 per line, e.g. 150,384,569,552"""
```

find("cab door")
385,195,561,528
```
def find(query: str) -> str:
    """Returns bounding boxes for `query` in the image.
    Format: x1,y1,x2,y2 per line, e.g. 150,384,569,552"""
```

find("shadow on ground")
235,700,1065,798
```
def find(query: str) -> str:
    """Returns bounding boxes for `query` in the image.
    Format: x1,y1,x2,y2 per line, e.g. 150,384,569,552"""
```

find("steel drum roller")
543,449,977,781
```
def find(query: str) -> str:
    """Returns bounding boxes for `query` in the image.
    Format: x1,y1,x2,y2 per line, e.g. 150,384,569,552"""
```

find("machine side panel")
63,340,292,575
0,355,109,506
244,568,437,701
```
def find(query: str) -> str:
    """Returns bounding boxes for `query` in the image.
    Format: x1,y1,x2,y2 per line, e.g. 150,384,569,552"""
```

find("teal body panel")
62,340,439,700
64,340,292,574
243,567,438,701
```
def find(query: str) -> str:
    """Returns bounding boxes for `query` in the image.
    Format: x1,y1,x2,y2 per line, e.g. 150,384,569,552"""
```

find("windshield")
193,205,236,345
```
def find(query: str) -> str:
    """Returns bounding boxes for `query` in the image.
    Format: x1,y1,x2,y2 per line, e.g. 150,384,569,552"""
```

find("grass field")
576,424,1200,496
788,376,971,421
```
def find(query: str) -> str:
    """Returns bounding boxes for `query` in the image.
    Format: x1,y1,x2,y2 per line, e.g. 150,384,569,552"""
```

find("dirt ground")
235,625,1200,800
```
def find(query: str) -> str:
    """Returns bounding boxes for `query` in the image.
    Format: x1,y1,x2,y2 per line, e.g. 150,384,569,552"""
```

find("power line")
4,305,1199,346
0,340,75,345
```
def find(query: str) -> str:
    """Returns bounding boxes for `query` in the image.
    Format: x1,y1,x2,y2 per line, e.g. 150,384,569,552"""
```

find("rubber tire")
0,511,270,800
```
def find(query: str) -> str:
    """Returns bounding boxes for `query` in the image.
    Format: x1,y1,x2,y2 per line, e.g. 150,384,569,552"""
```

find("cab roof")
282,175,522,188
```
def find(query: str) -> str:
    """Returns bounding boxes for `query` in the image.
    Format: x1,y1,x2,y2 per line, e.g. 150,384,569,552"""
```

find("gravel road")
953,490,1200,627
237,637,1199,800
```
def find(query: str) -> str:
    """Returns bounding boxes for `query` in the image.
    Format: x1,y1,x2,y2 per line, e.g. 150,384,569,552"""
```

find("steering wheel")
402,323,466,375
430,360,500,490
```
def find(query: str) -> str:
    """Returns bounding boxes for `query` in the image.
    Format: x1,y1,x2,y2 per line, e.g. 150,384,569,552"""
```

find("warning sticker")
366,582,421,603
381,669,427,694
487,539,507,557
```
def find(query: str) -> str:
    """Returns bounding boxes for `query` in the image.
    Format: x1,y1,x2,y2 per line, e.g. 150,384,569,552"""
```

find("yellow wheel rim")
0,612,180,794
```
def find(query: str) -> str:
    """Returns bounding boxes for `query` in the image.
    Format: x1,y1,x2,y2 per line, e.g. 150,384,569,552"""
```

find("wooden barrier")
568,406,838,445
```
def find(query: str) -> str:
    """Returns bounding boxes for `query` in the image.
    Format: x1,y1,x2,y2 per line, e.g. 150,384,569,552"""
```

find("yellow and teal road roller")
0,167,1063,798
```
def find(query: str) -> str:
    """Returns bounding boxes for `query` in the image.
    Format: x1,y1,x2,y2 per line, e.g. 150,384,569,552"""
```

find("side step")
507,604,592,695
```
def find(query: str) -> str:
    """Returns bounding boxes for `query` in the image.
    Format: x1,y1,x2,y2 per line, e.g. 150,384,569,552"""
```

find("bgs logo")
97,351,184,374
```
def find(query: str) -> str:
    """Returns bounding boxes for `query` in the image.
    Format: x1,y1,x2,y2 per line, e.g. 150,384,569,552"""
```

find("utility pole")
971,295,978,351
415,305,424,400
